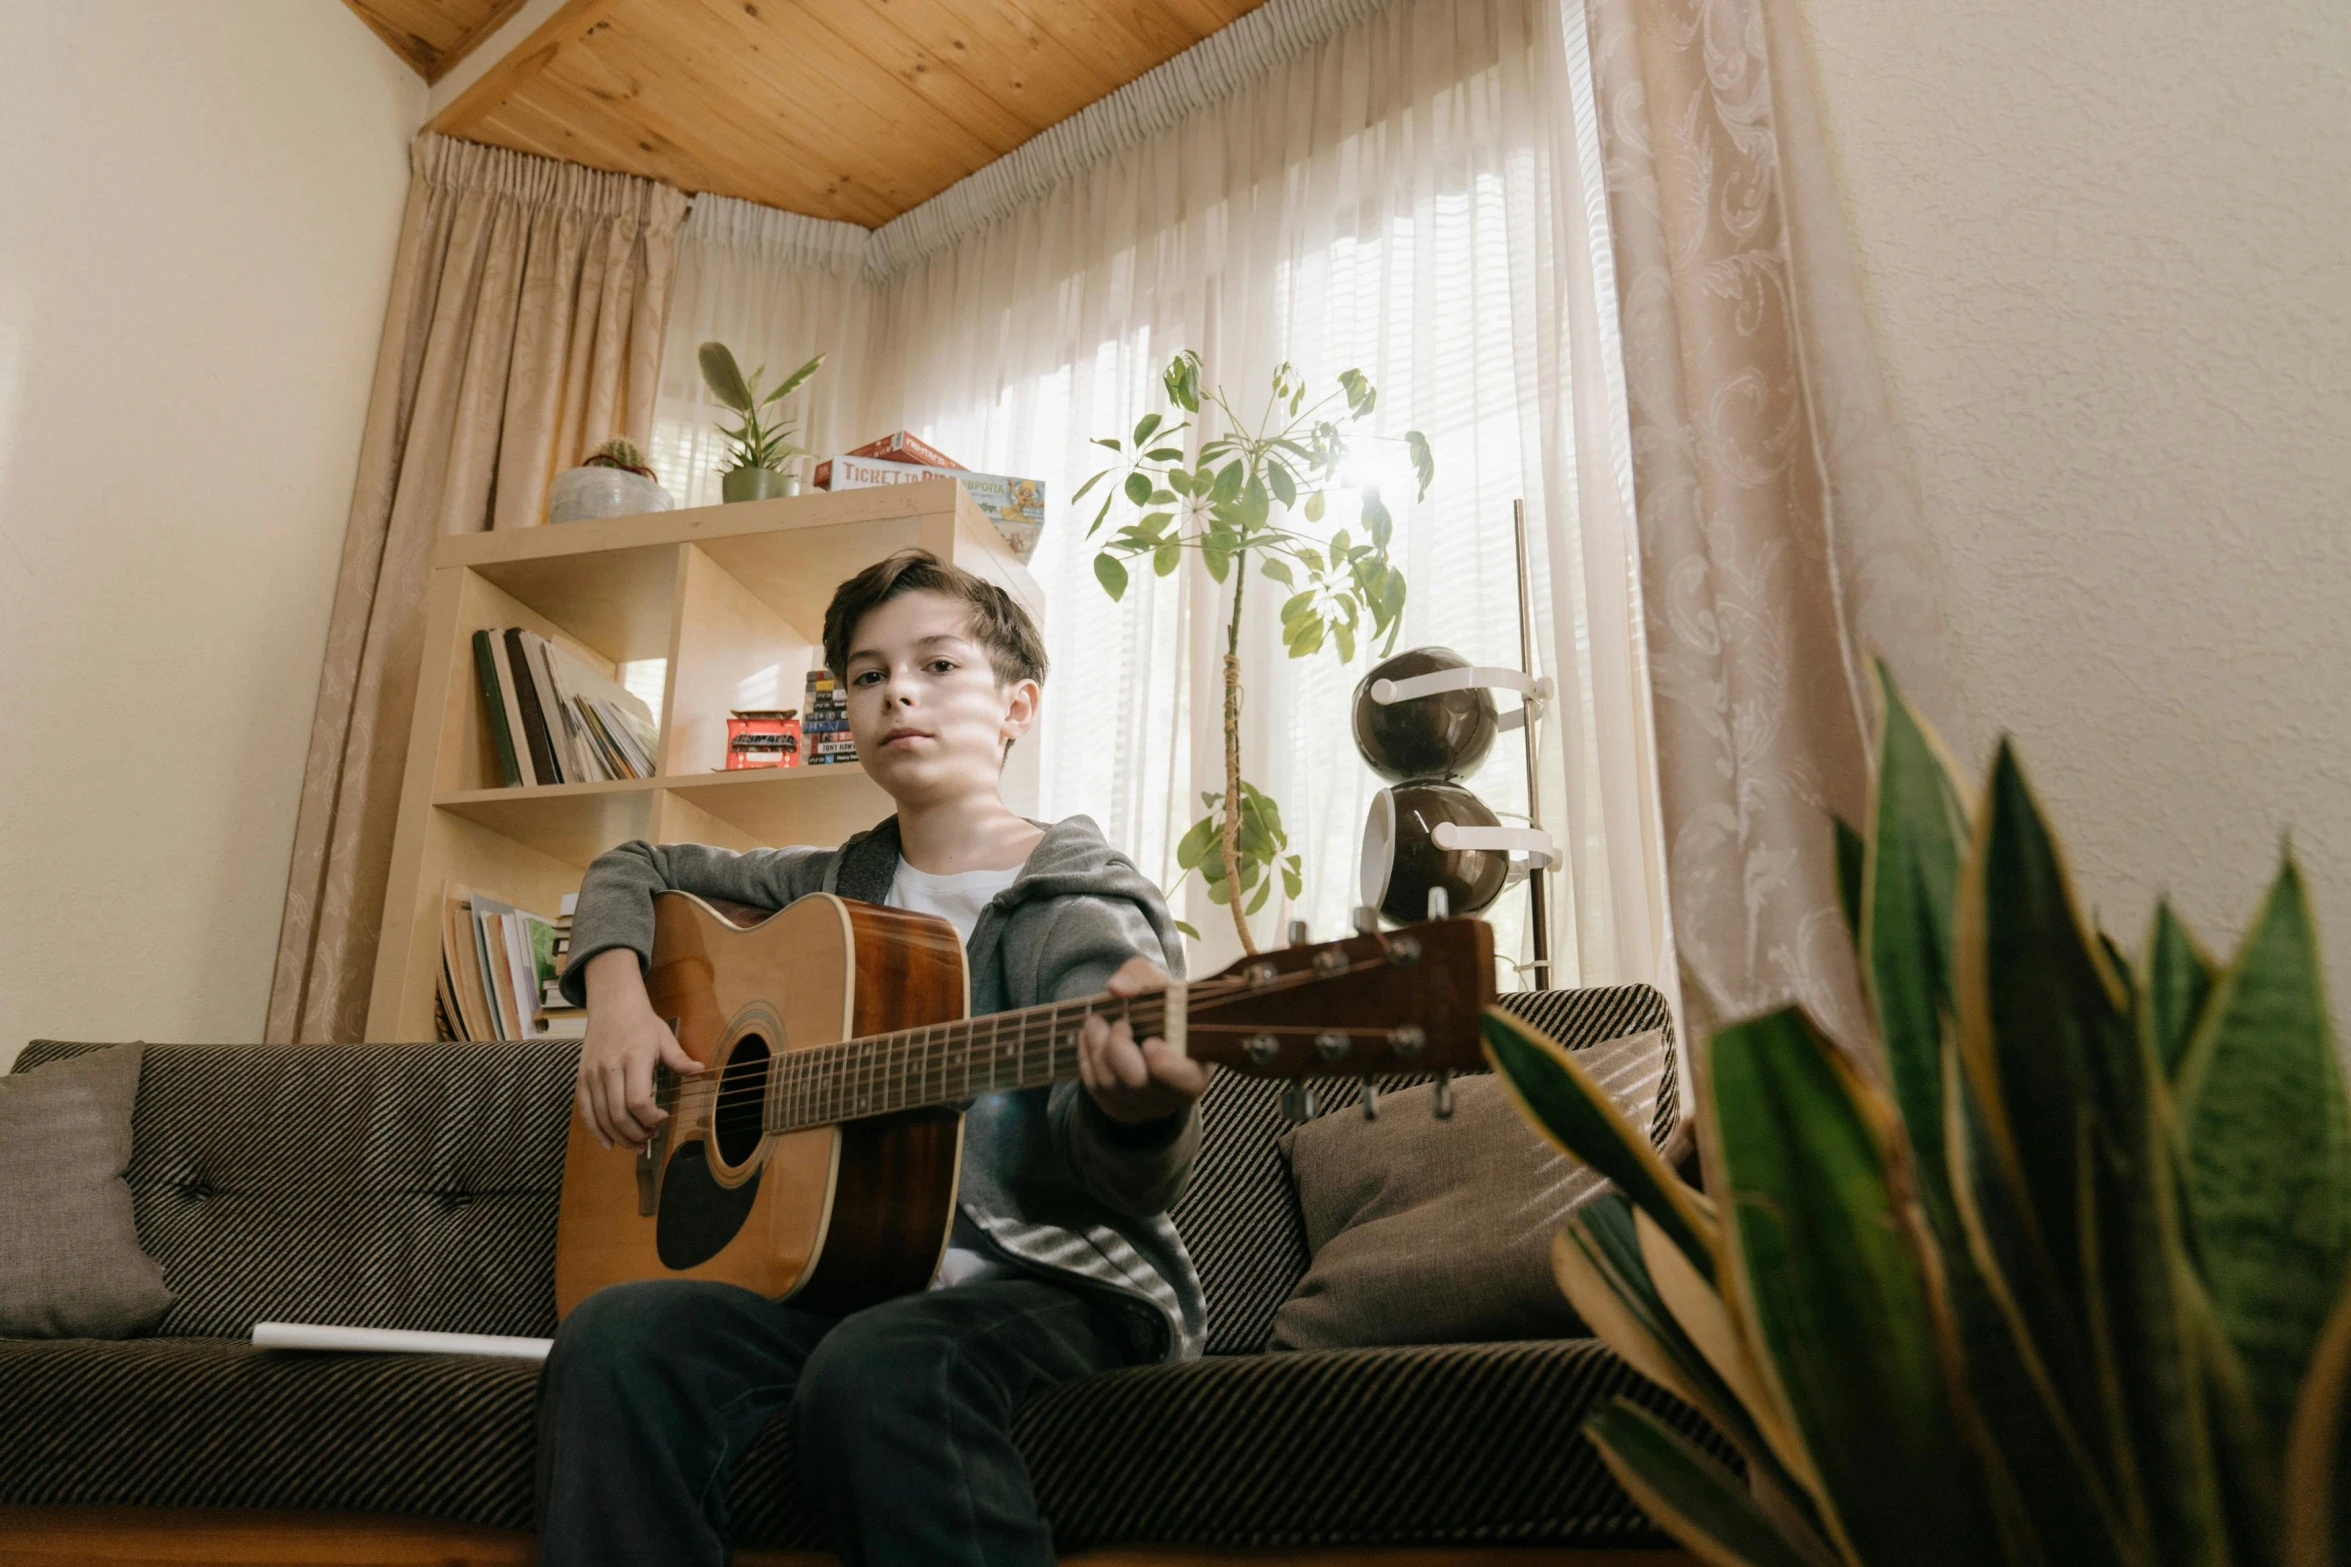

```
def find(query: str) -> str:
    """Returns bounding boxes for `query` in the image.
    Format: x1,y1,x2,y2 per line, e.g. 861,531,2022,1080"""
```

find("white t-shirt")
887,860,1024,1289
887,860,1022,945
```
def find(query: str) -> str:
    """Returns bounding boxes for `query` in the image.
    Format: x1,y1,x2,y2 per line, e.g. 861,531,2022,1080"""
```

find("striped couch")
0,987,1716,1562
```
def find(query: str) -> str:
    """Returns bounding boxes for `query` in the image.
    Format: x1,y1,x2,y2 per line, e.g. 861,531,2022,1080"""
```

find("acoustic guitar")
554,890,1495,1318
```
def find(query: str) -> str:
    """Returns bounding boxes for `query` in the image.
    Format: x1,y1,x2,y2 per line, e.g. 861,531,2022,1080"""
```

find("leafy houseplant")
1079,352,1432,951
1483,667,2351,1567
698,342,824,503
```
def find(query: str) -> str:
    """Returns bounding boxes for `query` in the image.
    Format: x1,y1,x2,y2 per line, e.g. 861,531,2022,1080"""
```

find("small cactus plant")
583,438,655,480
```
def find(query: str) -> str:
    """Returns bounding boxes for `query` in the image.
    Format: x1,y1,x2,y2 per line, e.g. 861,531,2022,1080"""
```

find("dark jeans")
534,1276,1136,1567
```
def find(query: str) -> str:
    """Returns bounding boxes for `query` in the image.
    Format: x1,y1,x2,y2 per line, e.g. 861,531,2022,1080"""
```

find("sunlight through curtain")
654,0,1677,1020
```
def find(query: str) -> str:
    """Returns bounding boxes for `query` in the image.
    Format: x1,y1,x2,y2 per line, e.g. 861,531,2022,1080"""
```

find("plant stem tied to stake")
1080,352,1432,951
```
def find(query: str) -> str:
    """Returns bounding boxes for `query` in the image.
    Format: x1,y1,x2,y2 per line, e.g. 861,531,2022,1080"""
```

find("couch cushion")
1168,985,1679,1355
0,1044,174,1336
0,1337,542,1527
0,1335,1717,1550
13,1041,576,1339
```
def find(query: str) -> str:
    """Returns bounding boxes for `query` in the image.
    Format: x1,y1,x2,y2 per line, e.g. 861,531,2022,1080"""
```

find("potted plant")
699,342,824,503
1485,666,2351,1566
547,438,674,524
1079,351,1432,951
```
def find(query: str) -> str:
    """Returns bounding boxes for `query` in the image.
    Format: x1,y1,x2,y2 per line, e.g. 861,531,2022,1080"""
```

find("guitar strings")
643,944,1408,1123
643,982,1210,1119
641,948,1414,1122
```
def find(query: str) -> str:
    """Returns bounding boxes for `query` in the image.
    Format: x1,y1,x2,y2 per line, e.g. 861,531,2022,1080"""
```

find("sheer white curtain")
867,0,1670,999
652,0,1675,1015
650,194,879,510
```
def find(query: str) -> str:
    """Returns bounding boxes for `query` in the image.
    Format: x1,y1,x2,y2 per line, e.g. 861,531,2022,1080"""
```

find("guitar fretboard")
759,991,1178,1132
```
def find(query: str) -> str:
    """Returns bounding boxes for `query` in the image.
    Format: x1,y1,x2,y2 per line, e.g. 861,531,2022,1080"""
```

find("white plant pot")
549,465,675,524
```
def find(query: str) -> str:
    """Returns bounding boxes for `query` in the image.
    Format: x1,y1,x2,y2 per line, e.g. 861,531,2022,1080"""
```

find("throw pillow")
0,1044,173,1336
1269,1028,1667,1350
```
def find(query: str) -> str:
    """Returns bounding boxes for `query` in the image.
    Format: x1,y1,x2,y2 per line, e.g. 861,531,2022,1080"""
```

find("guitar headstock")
1178,917,1495,1084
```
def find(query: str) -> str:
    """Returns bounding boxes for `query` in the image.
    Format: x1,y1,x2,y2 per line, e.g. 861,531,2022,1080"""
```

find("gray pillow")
0,1044,172,1336
1270,1029,1667,1351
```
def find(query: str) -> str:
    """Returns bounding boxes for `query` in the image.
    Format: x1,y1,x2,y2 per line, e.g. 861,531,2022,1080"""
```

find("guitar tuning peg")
1425,887,1450,921
1282,1082,1319,1123
1360,1081,1380,1120
1288,918,1310,947
1431,1071,1455,1120
1353,905,1379,936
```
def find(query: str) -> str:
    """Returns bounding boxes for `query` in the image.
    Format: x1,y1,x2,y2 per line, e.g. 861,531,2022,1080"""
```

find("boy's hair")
822,549,1048,690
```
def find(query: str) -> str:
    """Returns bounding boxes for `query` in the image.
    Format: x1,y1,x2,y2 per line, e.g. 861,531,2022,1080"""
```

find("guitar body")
554,892,969,1320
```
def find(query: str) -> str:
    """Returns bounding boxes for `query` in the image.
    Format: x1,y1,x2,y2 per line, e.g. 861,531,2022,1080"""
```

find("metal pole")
1512,500,1551,985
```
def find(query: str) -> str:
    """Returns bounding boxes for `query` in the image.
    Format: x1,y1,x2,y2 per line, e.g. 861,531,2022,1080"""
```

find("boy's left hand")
1077,956,1210,1124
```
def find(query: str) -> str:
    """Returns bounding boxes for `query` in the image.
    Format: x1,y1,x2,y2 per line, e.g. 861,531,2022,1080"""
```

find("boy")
540,550,1207,1567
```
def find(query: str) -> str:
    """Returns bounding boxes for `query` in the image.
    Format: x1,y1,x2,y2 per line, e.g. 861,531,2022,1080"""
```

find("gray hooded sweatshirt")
559,813,1206,1362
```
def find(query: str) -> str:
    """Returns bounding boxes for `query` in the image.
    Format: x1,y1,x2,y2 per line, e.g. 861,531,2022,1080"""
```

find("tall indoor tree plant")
1080,351,1432,951
1483,665,2351,1566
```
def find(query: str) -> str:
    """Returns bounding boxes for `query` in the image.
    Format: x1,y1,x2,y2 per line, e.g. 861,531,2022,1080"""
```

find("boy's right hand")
577,949,703,1150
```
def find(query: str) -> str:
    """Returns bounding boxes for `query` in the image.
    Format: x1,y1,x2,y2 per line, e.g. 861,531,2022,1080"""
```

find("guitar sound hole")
715,1033,771,1168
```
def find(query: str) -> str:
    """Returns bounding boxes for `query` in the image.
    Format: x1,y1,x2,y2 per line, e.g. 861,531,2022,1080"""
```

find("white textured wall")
1799,0,2351,996
0,4,422,1069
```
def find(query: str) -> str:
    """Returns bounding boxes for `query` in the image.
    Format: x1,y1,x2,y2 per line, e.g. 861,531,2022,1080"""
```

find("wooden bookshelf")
364,477,1043,1042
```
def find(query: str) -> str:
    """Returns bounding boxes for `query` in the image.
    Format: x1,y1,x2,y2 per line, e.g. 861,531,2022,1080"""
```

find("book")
815,454,1046,563
440,883,498,1041
471,628,662,786
504,629,562,786
486,634,542,786
844,430,964,471
252,1322,551,1361
471,632,523,788
527,635,585,783
467,893,564,1040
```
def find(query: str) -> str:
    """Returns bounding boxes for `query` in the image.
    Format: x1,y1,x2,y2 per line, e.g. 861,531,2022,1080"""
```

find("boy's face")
841,589,1038,809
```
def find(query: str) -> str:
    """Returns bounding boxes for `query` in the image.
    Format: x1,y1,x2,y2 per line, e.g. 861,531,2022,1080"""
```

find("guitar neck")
760,986,1182,1133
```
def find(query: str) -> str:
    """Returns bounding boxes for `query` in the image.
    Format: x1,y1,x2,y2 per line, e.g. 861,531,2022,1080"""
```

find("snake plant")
1486,666,2351,1566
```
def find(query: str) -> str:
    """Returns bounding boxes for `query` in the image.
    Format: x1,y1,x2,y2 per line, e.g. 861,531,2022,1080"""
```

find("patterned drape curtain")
266,134,688,1043
1582,0,1957,1048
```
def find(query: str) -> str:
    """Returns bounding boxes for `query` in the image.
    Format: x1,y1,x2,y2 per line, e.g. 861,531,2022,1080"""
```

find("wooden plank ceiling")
344,0,527,83
403,0,1262,226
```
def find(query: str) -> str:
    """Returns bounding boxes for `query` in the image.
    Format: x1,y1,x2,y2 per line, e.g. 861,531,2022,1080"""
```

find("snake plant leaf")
1940,1034,2140,1567
1557,1205,1834,1546
1634,1207,1829,1519
2176,855,2351,1451
2187,1269,2283,1567
2144,901,2215,1082
1556,1200,1719,1415
1952,743,2129,1429
696,341,756,413
1484,1006,1717,1283
2283,1274,2351,1566
1708,1006,2002,1567
1955,743,2225,1563
1583,1401,1834,1567
1833,814,1866,946
1859,664,1973,1253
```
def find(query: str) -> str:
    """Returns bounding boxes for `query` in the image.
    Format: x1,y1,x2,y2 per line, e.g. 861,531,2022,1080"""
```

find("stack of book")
803,670,855,764
812,431,1047,565
473,626,660,787
438,886,584,1041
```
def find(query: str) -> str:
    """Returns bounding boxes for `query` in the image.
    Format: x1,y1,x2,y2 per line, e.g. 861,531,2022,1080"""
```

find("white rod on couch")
253,1321,553,1361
